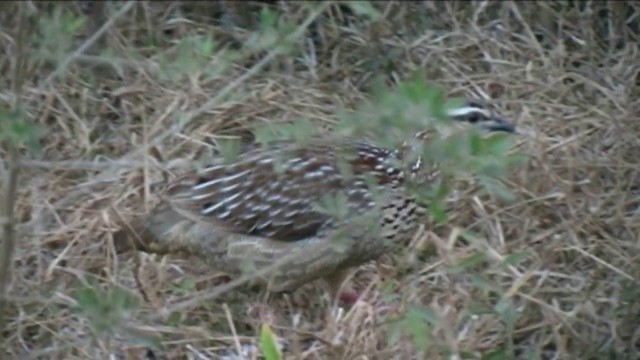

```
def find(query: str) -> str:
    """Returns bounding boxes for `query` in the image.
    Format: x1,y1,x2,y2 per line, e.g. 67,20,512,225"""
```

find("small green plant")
31,6,86,63
387,304,439,352
71,278,162,350
0,107,41,153
245,7,297,54
154,33,222,84
260,322,282,360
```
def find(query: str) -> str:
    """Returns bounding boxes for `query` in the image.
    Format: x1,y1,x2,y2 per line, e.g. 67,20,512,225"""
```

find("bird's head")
411,99,516,142
445,99,516,134
401,99,516,177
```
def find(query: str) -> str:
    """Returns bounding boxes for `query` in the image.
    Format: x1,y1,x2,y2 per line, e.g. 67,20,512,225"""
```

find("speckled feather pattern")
163,140,414,241
114,102,514,296
126,139,427,293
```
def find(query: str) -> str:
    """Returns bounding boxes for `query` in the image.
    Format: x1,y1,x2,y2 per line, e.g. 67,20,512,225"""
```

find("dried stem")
0,2,26,354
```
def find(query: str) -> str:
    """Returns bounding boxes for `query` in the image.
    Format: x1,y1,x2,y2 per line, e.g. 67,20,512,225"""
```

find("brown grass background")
1,1,639,359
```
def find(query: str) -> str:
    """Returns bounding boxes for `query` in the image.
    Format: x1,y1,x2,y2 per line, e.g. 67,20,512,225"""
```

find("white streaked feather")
201,192,242,215
193,169,251,190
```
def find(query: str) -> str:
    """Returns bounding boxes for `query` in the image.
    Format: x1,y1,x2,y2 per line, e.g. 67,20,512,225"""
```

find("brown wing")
163,139,404,242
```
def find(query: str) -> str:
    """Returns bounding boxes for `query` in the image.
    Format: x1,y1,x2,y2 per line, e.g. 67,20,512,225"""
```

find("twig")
0,2,27,353
0,147,19,350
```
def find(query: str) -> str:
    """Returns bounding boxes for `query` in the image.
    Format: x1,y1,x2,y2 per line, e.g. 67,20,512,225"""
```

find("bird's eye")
467,112,482,123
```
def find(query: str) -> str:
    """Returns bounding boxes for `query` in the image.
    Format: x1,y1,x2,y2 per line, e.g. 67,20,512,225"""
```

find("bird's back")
161,139,418,242
114,138,427,292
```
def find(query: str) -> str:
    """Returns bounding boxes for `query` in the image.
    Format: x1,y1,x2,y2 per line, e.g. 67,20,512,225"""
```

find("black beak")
483,116,517,134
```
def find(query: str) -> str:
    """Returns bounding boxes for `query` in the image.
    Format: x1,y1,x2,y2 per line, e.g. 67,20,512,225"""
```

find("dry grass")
1,1,639,359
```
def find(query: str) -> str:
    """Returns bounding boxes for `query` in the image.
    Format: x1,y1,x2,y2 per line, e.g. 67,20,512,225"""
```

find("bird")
112,100,516,305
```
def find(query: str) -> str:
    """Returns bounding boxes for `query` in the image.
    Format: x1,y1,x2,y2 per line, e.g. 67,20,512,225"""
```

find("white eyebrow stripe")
446,106,490,117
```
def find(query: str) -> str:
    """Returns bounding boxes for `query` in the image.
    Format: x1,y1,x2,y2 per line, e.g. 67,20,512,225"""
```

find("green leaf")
345,1,382,20
468,131,485,155
166,311,183,327
499,251,532,268
110,287,138,312
72,287,101,312
476,159,508,178
363,172,383,200
466,302,494,315
0,106,41,150
423,86,447,120
494,299,518,329
260,323,282,360
336,158,355,181
485,133,513,155
442,97,467,114
459,229,486,246
62,13,86,34
252,125,277,147
312,192,350,220
197,34,217,56
506,153,527,167
380,279,401,302
467,274,499,292
170,277,197,295
259,7,278,29
429,201,448,224
404,312,431,351
386,318,403,344
253,118,316,145
217,138,242,164
449,252,487,274
406,304,439,325
459,351,480,359
477,176,515,202
328,229,351,254
432,180,450,199
288,117,316,141
70,282,142,338
397,73,427,103
127,329,163,351
481,350,508,360
621,281,640,303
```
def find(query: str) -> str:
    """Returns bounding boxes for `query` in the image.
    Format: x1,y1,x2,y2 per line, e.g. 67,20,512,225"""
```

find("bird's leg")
323,269,360,305
324,269,401,316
